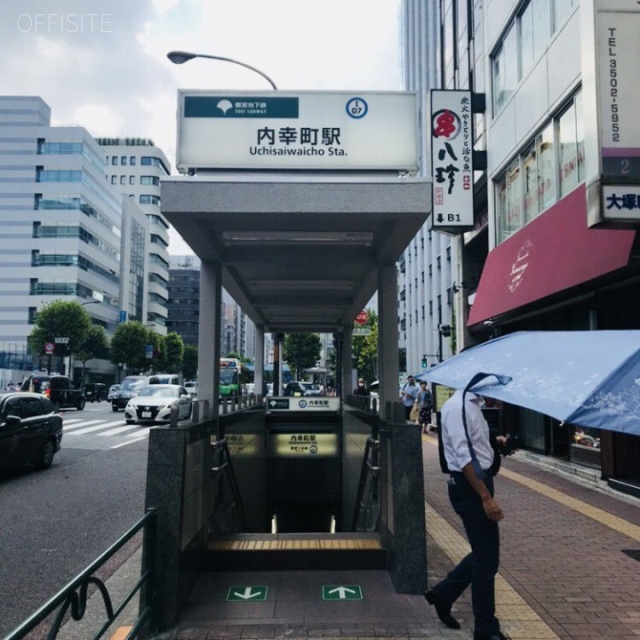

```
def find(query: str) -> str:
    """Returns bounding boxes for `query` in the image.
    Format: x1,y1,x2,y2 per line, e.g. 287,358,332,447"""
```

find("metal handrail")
351,436,381,531
211,438,248,532
3,508,157,640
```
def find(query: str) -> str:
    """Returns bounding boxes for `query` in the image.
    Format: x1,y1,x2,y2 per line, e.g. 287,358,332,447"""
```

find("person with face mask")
353,378,370,396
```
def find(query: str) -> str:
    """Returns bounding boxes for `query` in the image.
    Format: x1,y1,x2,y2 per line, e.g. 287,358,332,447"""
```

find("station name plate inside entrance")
266,397,341,412
269,433,338,457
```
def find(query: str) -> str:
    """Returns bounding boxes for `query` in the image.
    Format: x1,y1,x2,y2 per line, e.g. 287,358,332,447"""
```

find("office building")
168,255,255,361
167,255,201,347
0,96,122,379
98,137,171,335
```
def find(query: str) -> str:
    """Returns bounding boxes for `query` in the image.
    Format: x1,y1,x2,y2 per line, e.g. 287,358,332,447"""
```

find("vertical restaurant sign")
430,90,474,232
589,0,640,223
176,90,418,171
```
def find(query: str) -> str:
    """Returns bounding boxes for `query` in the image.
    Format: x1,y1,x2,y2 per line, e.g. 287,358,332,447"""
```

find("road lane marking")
110,435,149,449
99,424,145,436
63,420,106,432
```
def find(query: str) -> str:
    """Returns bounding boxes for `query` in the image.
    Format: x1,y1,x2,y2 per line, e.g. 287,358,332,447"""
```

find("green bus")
219,357,251,399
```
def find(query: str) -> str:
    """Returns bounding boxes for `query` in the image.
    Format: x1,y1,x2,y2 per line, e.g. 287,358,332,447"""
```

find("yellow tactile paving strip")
426,501,561,640
209,537,382,551
499,467,640,542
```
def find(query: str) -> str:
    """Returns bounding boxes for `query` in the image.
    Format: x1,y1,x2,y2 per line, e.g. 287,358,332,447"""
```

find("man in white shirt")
400,375,418,420
424,388,508,640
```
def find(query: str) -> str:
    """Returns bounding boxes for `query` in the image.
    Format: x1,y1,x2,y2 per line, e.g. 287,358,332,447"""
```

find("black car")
20,374,86,411
84,383,107,402
0,392,63,470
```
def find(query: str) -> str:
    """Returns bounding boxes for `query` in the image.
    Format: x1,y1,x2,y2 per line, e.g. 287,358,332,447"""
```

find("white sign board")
584,0,640,224
176,91,418,172
430,90,474,232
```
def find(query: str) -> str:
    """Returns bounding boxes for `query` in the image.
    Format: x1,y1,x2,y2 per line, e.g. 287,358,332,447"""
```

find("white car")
184,381,198,398
124,384,192,425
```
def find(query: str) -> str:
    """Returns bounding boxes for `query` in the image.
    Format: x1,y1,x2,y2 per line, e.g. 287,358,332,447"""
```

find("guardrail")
2,508,157,640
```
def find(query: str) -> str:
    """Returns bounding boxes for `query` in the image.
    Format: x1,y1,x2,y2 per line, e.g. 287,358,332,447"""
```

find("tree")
164,332,185,373
110,322,150,373
75,325,109,385
283,333,322,380
182,345,198,380
352,310,379,383
28,301,93,370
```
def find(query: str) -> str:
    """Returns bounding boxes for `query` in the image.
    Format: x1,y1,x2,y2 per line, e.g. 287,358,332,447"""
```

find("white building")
98,138,171,335
0,96,122,376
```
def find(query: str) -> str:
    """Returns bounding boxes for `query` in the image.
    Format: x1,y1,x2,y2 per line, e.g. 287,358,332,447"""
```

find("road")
0,400,154,637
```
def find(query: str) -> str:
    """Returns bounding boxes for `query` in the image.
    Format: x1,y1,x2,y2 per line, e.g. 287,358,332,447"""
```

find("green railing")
2,508,157,640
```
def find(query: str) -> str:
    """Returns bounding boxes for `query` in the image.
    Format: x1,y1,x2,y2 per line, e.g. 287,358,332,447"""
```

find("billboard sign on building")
176,91,418,172
582,0,640,225
429,90,474,233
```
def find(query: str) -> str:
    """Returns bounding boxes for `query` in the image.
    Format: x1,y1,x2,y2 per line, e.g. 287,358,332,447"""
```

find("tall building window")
537,123,555,211
522,145,538,224
493,0,578,112
492,25,517,113
557,101,578,197
494,91,582,242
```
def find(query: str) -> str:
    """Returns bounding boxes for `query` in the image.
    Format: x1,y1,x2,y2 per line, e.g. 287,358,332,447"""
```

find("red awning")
467,185,636,327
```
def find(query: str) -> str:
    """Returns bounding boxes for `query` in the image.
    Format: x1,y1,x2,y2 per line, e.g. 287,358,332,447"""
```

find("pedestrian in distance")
353,378,370,396
424,382,510,640
400,375,418,421
416,380,433,433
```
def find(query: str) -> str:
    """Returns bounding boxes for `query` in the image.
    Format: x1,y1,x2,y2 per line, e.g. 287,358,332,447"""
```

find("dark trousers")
432,473,501,638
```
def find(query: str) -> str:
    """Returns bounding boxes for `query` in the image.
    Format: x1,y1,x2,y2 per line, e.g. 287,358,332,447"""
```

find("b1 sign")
176,90,418,172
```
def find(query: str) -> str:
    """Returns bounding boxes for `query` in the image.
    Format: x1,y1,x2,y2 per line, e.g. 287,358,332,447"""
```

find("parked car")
111,374,182,411
124,384,193,425
0,391,63,470
108,384,120,400
20,374,85,411
84,382,107,402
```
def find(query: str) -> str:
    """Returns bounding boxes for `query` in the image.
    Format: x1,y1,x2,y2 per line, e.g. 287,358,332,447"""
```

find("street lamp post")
167,50,278,90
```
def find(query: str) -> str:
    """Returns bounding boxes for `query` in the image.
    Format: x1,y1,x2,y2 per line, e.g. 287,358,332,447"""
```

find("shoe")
424,590,461,630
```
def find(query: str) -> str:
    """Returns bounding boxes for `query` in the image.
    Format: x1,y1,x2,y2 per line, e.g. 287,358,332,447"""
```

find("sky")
0,0,404,254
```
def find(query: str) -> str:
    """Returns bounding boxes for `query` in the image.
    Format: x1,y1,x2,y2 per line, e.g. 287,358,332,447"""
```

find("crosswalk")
62,416,150,448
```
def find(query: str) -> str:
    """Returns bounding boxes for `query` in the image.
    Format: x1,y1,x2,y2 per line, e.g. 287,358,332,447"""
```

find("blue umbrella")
416,330,640,436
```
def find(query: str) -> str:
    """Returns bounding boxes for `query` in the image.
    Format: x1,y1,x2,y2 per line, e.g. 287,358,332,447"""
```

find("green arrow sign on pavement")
226,585,268,601
322,585,363,600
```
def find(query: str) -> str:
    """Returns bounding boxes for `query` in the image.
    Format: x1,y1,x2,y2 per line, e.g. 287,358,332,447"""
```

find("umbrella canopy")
416,331,640,436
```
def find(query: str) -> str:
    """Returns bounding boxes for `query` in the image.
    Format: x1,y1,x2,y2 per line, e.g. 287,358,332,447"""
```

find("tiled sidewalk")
132,435,640,639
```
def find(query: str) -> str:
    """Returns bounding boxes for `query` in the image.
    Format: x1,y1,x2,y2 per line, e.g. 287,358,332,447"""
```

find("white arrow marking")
233,587,262,600
327,586,357,599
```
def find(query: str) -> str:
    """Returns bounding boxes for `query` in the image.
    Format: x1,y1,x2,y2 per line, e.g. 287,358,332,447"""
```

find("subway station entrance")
143,90,432,632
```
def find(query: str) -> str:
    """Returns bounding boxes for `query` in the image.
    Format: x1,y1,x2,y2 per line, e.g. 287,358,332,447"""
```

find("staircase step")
206,533,387,571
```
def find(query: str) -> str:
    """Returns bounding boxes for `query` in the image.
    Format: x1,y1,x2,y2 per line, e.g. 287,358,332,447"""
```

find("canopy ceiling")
162,175,431,333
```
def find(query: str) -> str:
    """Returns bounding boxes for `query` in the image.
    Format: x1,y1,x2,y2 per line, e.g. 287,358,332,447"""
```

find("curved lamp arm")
167,50,278,90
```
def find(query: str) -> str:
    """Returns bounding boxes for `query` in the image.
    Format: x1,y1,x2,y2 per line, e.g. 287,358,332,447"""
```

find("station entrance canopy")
162,176,429,333
162,90,431,334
